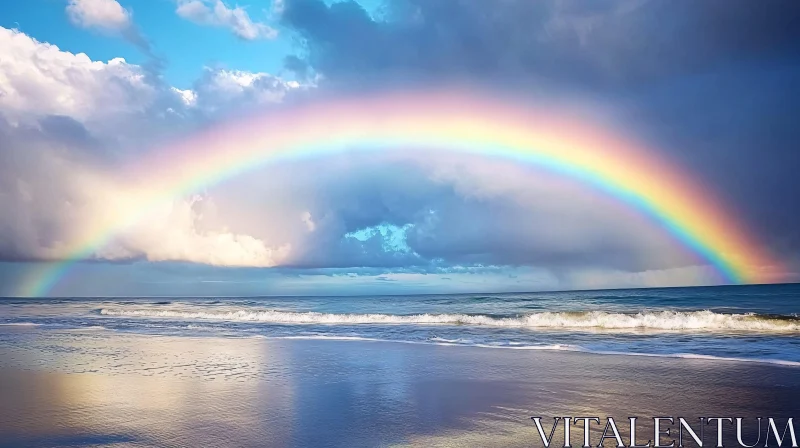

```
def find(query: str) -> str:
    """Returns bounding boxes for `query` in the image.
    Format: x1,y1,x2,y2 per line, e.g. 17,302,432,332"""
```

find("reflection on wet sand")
0,328,798,447
0,332,296,447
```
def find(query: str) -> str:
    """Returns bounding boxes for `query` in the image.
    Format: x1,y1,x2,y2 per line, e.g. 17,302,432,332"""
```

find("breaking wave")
97,308,800,333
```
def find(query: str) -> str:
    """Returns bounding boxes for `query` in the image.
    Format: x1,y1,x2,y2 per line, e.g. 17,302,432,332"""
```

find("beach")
1,326,798,448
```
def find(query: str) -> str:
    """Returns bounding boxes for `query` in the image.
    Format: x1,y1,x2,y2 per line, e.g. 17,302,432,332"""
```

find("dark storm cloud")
283,55,311,80
625,63,800,257
0,116,98,261
281,0,800,88
276,0,800,270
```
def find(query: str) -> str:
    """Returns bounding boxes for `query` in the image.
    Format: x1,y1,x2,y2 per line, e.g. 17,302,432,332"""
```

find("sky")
0,0,798,297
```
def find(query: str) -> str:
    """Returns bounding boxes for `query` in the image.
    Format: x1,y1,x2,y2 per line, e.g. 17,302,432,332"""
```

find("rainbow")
20,90,780,296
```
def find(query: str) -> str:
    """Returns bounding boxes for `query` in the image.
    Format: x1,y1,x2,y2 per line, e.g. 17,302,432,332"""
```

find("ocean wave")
97,308,800,333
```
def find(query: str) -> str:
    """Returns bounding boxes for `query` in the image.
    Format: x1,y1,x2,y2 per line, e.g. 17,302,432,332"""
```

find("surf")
97,308,800,333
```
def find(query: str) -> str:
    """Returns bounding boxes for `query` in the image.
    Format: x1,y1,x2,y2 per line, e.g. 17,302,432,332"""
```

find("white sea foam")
64,325,108,331
559,348,800,367
97,308,800,333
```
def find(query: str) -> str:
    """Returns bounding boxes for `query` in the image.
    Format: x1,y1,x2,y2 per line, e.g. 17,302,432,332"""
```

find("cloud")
280,0,800,88
176,0,278,40
0,117,301,268
183,151,701,279
0,28,155,124
65,0,155,56
275,0,800,274
93,195,293,267
272,0,286,16
0,139,294,267
0,26,304,269
3,2,800,296
0,26,771,290
66,0,132,32
0,261,725,297
187,67,304,114
171,67,304,119
0,26,299,136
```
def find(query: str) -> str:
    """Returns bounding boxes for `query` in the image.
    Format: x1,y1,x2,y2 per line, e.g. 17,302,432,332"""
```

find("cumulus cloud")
188,67,304,113
66,0,132,32
0,26,303,270
93,195,293,267
65,0,154,56
176,0,278,40
169,67,308,115
0,115,297,268
0,27,154,124
0,26,299,136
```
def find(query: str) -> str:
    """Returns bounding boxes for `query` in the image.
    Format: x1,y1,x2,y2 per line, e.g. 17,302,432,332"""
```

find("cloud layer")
2,0,799,294
278,0,800,273
0,24,706,284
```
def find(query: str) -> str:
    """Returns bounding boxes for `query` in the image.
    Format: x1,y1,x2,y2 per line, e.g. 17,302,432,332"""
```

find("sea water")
2,283,799,365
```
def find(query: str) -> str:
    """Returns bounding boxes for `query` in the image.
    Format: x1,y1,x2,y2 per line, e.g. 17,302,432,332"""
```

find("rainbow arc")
20,90,780,296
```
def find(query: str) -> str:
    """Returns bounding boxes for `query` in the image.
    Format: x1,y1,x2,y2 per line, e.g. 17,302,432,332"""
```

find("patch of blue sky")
128,0,297,88
323,0,386,19
345,222,415,253
0,0,299,89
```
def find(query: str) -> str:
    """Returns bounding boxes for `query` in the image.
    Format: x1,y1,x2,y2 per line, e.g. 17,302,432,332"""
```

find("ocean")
2,283,799,366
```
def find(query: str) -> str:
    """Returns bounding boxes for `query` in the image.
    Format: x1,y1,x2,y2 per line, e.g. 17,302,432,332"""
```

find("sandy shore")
0,328,798,447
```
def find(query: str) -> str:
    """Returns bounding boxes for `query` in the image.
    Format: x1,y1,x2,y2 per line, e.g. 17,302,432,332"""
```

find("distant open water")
2,284,799,365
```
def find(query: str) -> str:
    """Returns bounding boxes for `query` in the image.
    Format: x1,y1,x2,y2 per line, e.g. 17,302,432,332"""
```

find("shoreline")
3,324,800,368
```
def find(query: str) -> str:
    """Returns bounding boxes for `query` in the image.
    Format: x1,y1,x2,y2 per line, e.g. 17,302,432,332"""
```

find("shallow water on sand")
0,331,799,448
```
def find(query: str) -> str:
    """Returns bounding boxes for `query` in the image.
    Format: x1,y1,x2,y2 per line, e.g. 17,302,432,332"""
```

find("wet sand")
0,328,798,447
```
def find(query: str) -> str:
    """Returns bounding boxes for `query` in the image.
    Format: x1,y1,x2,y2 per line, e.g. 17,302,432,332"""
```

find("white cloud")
301,211,316,232
0,26,304,269
0,145,294,266
185,67,305,114
172,87,197,106
0,27,155,124
93,195,293,267
271,0,285,17
0,27,299,132
0,124,297,268
175,0,277,40
66,0,132,32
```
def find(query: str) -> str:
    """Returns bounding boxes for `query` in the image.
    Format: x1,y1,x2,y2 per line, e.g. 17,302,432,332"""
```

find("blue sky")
0,0,296,88
0,0,798,296
0,0,389,88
